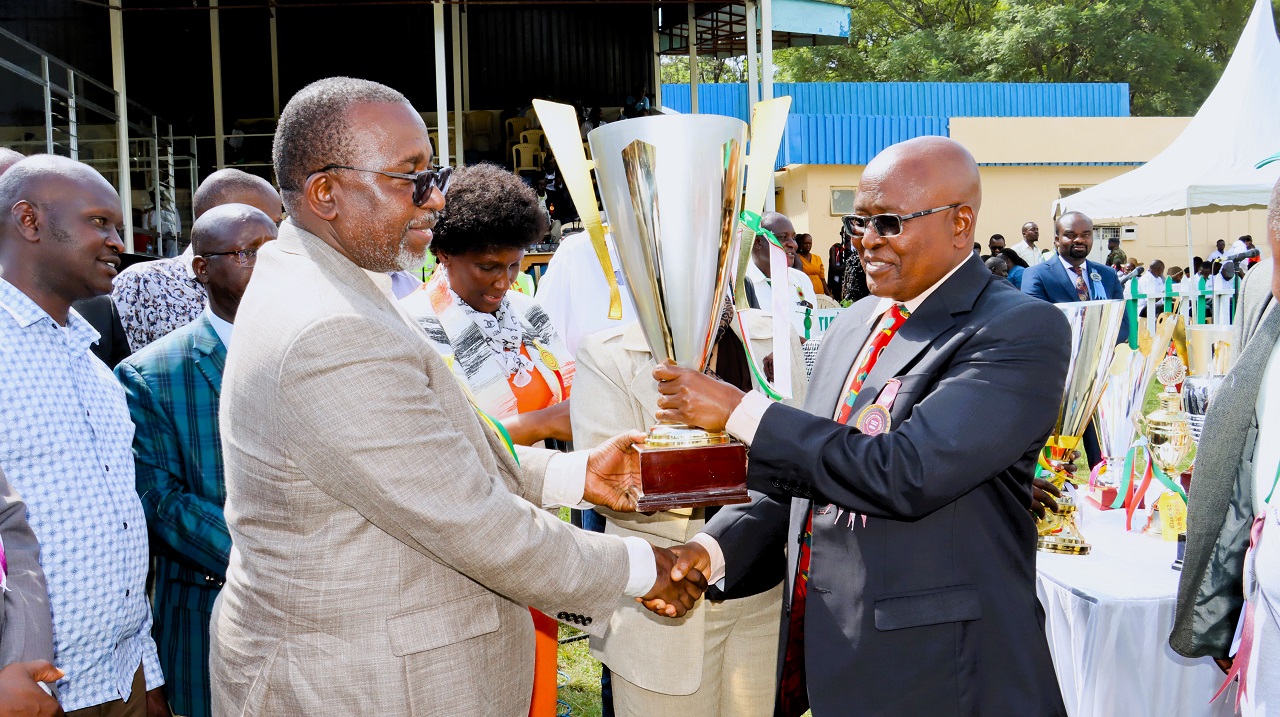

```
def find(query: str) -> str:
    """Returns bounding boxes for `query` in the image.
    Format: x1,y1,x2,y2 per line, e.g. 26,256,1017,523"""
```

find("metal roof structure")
658,0,851,57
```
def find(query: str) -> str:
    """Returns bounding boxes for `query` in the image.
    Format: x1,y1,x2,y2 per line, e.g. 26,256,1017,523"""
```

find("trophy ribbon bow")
736,209,793,400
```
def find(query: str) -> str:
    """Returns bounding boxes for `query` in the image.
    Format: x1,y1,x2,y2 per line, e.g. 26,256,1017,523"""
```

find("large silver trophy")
588,114,751,510
1037,300,1126,555
1182,324,1234,443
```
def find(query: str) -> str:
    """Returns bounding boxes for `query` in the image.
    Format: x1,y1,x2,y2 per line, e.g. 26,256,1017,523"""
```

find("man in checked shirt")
0,155,169,716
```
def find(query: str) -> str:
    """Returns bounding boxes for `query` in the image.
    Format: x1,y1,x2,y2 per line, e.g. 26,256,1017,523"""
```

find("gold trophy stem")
645,422,732,449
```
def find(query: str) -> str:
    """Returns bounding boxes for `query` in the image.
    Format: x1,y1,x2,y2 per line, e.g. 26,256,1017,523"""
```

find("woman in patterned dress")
400,163,572,717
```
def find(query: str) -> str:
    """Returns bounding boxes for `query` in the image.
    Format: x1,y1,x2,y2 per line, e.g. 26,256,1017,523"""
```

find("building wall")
774,116,1270,272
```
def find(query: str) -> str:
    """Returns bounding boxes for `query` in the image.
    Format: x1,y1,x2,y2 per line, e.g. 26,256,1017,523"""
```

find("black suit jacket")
706,255,1069,716
71,295,132,368
1021,256,1128,344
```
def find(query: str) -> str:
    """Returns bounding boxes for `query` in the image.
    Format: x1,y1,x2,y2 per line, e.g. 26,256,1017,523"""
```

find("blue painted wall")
659,81,1129,167
661,82,1130,120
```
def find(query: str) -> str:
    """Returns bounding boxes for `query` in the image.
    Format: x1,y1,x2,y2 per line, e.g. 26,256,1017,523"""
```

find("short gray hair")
272,77,408,197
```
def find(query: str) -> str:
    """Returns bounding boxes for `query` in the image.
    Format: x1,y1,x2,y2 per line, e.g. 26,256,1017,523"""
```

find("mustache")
408,210,441,231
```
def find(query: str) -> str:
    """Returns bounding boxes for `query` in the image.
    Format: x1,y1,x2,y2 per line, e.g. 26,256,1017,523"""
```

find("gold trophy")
1139,355,1193,539
1037,300,1127,555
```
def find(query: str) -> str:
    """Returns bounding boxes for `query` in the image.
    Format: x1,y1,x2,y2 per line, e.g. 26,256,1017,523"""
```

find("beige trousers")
611,584,782,717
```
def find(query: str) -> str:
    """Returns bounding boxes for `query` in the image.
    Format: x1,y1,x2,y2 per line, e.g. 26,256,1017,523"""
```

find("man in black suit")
1020,211,1126,467
648,136,1069,716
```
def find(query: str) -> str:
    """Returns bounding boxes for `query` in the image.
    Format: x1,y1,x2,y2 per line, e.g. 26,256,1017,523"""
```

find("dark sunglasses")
314,164,452,207
842,203,961,238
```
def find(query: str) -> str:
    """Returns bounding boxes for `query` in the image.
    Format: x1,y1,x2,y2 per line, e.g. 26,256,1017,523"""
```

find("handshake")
637,542,714,618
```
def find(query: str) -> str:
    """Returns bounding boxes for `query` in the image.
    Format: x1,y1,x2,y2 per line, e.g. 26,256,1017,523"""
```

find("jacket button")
583,617,592,625
557,612,569,621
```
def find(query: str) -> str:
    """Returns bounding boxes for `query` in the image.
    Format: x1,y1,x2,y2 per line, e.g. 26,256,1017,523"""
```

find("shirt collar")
0,277,101,351
205,305,234,349
867,256,969,324
1058,254,1087,276
745,260,768,283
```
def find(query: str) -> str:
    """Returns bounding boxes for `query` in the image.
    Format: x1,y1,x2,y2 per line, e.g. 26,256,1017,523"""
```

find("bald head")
0,154,123,323
852,136,981,301
752,211,798,272
193,168,283,223
190,203,278,323
0,148,24,177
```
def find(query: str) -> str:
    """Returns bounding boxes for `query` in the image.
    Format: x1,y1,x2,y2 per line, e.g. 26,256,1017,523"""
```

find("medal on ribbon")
855,378,902,436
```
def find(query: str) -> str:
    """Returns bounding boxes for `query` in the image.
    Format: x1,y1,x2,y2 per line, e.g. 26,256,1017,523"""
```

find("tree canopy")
663,0,1276,116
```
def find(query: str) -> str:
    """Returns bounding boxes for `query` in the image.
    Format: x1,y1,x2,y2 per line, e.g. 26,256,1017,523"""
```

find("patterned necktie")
1071,265,1090,301
778,303,910,717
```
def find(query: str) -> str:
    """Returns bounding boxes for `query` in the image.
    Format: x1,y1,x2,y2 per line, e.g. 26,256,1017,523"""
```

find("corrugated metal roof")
779,114,950,168
662,82,1130,120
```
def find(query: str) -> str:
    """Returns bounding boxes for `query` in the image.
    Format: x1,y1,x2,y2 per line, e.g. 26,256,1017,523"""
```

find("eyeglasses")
842,203,961,238
314,164,452,207
201,248,258,267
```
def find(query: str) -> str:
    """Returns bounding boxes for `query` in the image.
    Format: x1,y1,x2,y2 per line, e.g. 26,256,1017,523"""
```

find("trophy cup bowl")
1087,345,1145,509
588,114,752,510
1182,324,1233,443
1037,299,1127,555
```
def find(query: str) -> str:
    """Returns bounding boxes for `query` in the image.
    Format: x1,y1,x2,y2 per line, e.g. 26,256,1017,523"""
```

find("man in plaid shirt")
115,204,278,717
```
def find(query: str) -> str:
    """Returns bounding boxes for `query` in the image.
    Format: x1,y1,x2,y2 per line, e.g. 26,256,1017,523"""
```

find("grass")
557,625,603,717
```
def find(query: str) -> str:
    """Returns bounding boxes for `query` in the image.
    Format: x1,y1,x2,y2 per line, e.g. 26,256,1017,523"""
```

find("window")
830,188,856,216
1095,226,1122,244
1059,185,1093,199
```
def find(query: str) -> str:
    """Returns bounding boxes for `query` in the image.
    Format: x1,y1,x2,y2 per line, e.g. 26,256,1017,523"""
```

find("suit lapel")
190,315,226,396
809,302,876,420
849,257,989,420
1049,258,1078,301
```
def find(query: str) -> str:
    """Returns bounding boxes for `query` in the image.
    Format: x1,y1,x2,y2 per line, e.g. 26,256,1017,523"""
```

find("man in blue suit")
1021,210,1126,467
115,204,277,717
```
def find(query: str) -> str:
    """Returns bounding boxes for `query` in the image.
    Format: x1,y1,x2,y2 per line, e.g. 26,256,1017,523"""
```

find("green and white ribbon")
736,210,793,401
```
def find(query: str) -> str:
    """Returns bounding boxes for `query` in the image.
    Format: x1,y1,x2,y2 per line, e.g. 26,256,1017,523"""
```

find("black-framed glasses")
201,248,258,267
314,164,452,206
842,203,961,238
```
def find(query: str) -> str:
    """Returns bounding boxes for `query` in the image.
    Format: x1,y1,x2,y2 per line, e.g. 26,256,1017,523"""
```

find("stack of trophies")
1035,298,1235,565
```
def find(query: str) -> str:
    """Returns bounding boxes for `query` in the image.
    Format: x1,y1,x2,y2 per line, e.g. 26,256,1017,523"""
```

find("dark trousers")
65,664,147,717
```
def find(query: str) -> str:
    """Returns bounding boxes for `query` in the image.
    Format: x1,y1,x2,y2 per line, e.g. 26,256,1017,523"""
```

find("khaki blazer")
571,310,806,694
210,223,632,717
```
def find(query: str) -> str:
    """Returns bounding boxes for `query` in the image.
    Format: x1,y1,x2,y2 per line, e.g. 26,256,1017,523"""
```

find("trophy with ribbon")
536,98,792,510
1037,300,1127,555
1086,343,1147,510
1137,356,1193,539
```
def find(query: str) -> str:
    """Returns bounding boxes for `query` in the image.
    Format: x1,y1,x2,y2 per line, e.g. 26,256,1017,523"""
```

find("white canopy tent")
1055,0,1280,268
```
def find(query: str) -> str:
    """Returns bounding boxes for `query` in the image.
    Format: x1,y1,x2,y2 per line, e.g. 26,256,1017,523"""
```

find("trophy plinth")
634,424,748,511
1036,449,1092,555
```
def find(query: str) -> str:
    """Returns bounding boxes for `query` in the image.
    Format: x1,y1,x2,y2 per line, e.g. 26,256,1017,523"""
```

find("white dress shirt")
206,305,234,349
694,257,969,582
1253,332,1280,510
1137,271,1166,298
534,232,637,358
365,269,656,596
1011,240,1044,267
745,260,819,337
1242,327,1280,715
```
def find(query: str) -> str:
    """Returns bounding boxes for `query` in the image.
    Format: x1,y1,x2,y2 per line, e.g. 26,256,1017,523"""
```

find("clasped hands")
637,541,714,618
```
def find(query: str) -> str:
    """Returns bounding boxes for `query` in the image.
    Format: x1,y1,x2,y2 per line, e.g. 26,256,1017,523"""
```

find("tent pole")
745,0,759,108
1185,188,1195,318
433,2,449,167
688,3,698,114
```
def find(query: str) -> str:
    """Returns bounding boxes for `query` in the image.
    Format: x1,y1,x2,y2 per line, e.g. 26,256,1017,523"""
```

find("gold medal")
533,341,560,372
855,378,903,437
855,404,891,436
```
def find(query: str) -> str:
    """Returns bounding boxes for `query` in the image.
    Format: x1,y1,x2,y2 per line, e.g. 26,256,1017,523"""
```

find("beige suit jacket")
572,311,805,694
210,223,632,717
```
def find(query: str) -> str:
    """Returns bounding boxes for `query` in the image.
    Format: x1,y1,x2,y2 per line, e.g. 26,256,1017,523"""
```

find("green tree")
661,56,749,84
771,0,1272,115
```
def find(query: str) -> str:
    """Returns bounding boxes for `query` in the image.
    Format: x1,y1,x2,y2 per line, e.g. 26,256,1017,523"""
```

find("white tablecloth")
1036,495,1237,717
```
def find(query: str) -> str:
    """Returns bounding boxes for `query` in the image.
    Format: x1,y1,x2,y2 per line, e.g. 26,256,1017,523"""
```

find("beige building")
775,116,1269,269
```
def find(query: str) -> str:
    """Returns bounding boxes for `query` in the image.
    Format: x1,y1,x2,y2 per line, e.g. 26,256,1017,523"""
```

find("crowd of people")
0,74,1276,717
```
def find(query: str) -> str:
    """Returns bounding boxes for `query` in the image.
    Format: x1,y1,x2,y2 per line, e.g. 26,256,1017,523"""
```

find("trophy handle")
734,96,792,309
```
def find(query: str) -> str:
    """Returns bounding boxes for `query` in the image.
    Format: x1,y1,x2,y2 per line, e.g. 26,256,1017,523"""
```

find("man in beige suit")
210,77,704,717
572,306,807,716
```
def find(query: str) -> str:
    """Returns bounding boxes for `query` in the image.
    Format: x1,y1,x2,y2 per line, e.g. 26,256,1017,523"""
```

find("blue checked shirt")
0,278,162,710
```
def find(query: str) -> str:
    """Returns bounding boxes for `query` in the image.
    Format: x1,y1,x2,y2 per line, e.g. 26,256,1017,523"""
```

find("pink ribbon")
1212,515,1267,710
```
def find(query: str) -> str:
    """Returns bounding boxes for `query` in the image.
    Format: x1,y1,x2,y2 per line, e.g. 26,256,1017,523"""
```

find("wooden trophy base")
634,442,750,511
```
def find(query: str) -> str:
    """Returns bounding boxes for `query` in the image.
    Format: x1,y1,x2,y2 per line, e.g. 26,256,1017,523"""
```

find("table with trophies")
1034,301,1238,717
